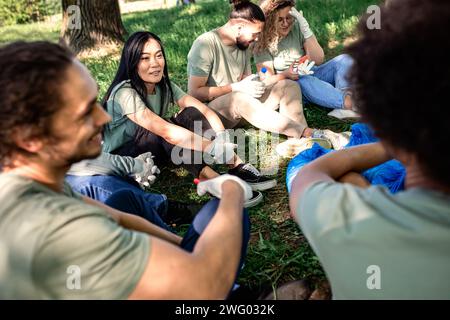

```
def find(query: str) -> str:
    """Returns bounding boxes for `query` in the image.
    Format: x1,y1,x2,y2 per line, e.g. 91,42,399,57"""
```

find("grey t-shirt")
187,29,252,87
254,20,306,73
0,173,150,299
296,181,450,299
102,80,186,153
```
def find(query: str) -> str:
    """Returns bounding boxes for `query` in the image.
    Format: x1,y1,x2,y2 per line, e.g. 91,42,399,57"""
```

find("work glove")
231,74,266,98
204,132,237,164
273,55,301,71
295,56,315,76
289,8,314,39
197,174,252,201
132,152,160,189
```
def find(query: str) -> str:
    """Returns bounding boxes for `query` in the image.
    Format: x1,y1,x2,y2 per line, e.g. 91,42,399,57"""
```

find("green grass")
0,0,380,296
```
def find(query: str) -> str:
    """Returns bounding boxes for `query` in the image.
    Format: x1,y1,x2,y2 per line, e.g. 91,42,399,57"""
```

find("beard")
236,36,252,51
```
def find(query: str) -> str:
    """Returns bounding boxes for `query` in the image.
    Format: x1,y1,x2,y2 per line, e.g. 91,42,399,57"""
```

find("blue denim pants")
66,174,170,230
297,54,353,109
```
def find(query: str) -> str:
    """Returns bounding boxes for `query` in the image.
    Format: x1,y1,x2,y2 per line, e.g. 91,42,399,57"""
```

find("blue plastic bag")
286,123,405,193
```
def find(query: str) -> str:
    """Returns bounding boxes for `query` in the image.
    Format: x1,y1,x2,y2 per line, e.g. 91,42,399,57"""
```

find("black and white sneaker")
244,191,263,208
228,163,277,191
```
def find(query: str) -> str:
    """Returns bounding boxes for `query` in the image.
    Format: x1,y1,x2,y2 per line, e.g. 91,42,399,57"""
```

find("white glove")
273,55,300,71
231,74,266,98
204,135,237,164
197,174,252,201
289,8,314,39
132,152,160,189
295,59,315,76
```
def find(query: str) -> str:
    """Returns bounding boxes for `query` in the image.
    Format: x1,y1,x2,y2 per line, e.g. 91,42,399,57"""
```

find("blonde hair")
254,0,295,55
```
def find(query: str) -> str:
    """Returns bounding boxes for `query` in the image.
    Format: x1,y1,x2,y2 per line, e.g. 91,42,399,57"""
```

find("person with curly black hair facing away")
289,0,450,299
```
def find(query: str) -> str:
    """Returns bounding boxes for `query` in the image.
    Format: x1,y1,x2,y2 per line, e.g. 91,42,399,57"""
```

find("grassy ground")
0,0,379,297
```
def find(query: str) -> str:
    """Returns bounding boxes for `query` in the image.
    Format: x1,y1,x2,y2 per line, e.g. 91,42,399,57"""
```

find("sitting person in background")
187,0,341,156
289,0,450,299
103,31,276,207
254,0,359,120
67,151,199,228
0,41,252,299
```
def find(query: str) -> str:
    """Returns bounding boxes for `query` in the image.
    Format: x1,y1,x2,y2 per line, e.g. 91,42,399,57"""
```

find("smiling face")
236,20,264,50
43,59,111,165
276,6,295,38
137,38,165,86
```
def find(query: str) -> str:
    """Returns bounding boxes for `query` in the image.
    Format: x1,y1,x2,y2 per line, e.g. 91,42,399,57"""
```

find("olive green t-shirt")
0,173,150,299
254,20,306,73
187,29,252,87
296,181,450,299
102,80,186,153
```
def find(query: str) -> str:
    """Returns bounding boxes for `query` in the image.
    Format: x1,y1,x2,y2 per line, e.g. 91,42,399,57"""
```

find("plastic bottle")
259,67,267,81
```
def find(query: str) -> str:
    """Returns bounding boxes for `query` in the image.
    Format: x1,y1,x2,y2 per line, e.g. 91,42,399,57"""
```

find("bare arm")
304,36,325,65
127,108,212,152
177,94,225,133
128,180,245,299
256,61,299,87
188,75,232,102
289,142,392,219
82,196,182,246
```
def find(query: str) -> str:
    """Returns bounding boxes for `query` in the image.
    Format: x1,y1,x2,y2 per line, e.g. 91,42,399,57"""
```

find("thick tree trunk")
60,0,126,54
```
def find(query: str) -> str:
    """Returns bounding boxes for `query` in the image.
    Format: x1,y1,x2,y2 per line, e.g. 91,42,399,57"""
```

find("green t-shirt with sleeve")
187,29,252,88
0,173,150,299
295,181,450,299
68,152,140,177
254,20,305,73
102,80,187,153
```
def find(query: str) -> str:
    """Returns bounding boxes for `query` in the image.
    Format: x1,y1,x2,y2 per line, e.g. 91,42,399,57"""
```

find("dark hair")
346,0,450,186
229,0,265,22
103,31,174,116
0,41,74,165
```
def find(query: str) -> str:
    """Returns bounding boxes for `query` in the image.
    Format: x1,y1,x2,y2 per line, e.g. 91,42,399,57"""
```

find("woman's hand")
282,62,300,81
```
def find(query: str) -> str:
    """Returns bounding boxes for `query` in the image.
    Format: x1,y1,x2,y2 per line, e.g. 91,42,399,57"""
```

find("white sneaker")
313,129,351,150
275,137,332,158
327,108,360,120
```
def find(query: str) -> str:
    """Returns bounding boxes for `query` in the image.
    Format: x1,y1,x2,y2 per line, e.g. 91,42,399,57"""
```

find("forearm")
191,181,245,297
304,36,325,65
190,84,232,102
164,123,212,152
304,142,392,179
82,196,182,245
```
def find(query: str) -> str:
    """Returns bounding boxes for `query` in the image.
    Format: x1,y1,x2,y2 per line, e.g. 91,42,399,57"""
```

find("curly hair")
254,0,295,55
0,41,74,166
347,0,450,186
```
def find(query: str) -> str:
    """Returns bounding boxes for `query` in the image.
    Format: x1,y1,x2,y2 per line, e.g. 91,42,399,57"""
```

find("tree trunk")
60,0,126,54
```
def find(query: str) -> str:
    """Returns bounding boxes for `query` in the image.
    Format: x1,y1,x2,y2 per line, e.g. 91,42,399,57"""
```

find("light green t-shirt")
254,20,305,73
296,181,450,299
187,29,252,88
102,80,186,153
0,173,150,299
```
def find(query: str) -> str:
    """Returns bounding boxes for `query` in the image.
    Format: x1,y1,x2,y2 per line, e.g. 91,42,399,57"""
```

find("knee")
335,54,353,69
277,79,302,94
176,106,206,122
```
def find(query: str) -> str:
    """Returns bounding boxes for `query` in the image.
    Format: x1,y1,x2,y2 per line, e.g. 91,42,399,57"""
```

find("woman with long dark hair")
102,31,276,206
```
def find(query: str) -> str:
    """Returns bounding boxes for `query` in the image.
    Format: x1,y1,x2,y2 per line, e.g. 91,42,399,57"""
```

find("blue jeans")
297,54,353,109
65,175,170,230
105,193,251,293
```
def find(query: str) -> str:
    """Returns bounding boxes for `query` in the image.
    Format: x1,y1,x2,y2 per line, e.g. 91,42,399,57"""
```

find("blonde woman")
254,0,359,120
